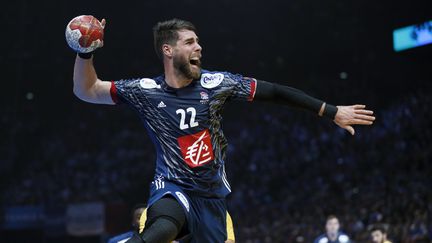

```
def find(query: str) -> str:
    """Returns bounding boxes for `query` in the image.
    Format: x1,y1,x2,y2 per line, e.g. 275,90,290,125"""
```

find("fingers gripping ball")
65,15,104,53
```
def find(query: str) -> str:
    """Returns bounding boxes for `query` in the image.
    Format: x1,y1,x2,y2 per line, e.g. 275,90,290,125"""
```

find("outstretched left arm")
253,80,375,135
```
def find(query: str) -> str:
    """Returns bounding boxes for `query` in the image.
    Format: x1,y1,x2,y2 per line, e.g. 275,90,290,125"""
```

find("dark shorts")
147,180,227,243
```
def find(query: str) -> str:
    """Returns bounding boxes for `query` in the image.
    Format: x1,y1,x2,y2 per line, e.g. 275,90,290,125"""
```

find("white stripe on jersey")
154,178,165,190
221,165,231,192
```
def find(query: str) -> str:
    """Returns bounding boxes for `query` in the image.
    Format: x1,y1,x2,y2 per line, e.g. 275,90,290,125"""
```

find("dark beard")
173,55,201,80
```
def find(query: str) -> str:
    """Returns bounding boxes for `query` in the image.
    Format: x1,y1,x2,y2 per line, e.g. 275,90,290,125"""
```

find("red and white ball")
65,15,104,53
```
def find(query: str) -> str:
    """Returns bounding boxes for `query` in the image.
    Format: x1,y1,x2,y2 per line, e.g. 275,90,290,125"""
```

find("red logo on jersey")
177,129,214,168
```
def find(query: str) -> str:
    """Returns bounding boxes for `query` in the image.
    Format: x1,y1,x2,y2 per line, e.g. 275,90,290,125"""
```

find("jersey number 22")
176,107,199,130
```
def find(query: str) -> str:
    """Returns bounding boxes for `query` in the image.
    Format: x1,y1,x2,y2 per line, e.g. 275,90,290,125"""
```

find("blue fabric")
313,232,351,243
107,231,134,243
113,70,255,198
147,180,227,243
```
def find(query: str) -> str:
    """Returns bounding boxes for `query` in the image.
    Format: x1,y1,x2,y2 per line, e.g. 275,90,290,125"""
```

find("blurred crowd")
226,92,432,243
1,91,431,243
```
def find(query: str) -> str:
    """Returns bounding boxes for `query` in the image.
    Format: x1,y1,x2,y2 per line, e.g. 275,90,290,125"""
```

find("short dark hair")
326,215,338,222
153,18,197,59
370,224,387,234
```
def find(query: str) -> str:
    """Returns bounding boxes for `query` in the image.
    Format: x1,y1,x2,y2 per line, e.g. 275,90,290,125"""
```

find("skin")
162,29,202,87
72,19,373,242
325,218,340,241
72,18,375,135
371,230,387,243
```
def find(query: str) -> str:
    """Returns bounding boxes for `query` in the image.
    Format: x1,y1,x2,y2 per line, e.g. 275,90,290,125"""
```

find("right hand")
76,17,106,56
99,18,106,48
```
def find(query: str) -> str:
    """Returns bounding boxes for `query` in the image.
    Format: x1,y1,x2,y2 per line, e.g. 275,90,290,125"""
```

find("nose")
195,42,202,52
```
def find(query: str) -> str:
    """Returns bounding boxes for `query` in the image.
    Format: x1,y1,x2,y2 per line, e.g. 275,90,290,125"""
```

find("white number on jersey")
176,107,199,130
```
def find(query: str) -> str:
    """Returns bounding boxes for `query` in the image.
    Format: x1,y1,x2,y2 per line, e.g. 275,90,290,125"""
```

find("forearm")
73,54,98,97
254,80,338,119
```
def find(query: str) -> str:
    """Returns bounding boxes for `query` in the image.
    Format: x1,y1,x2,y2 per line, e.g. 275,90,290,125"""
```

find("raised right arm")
72,54,114,105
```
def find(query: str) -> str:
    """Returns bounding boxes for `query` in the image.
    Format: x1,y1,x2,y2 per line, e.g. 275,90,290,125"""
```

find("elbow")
72,76,82,99
254,80,277,101
72,85,82,99
72,84,89,102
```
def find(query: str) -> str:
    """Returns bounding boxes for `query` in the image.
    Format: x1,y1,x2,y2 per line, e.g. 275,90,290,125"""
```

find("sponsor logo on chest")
177,129,214,168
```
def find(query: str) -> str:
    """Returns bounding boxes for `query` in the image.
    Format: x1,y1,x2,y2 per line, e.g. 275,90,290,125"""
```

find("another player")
313,215,351,243
71,18,375,243
370,225,392,243
107,204,146,243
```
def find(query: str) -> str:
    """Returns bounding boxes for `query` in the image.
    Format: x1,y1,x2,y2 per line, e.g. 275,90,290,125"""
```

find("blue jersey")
313,232,351,243
107,231,134,243
111,70,256,198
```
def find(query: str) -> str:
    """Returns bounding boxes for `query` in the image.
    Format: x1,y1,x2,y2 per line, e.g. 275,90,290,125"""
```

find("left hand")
334,104,375,135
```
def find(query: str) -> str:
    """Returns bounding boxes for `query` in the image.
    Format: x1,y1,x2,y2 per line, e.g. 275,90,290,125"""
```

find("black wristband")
323,104,338,120
78,52,93,59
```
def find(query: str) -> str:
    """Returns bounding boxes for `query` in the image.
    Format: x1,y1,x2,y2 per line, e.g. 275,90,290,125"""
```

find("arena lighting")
393,20,432,52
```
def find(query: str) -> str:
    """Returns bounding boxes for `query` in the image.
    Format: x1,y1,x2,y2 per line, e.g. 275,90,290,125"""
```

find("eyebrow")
184,37,199,43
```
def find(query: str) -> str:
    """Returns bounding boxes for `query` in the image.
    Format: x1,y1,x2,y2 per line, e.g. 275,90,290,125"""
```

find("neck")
164,61,192,88
328,233,337,241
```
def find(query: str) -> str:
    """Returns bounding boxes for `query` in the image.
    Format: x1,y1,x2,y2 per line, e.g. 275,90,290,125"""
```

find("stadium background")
1,0,431,242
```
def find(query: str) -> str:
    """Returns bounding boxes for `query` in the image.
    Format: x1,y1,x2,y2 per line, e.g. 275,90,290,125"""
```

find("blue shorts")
147,180,227,243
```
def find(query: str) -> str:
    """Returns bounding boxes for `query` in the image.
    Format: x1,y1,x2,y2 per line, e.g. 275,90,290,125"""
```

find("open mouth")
189,58,201,67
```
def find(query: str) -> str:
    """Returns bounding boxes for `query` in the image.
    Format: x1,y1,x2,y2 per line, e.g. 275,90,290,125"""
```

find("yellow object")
226,211,235,241
139,208,147,234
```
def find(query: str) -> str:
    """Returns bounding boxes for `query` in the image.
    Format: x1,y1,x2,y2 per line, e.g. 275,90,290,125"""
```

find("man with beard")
370,225,392,243
72,18,375,243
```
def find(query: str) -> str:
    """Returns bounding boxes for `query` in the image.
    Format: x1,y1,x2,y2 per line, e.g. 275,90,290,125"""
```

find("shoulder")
200,69,241,79
139,78,162,89
199,69,243,89
338,233,350,243
115,77,162,90
314,234,328,243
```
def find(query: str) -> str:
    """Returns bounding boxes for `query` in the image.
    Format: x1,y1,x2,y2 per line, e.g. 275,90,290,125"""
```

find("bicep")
93,79,116,105
254,80,323,112
221,73,256,102
75,79,115,105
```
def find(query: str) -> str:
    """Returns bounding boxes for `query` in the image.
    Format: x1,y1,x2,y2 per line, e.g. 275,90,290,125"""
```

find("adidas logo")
157,101,167,108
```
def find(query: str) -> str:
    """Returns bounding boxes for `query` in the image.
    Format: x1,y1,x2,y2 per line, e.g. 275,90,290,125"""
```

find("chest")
144,87,213,132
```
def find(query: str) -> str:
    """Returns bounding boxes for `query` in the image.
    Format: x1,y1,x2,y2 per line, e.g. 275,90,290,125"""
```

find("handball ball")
65,15,104,53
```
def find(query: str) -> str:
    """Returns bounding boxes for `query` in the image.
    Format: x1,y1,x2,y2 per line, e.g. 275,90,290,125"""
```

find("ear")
162,44,173,58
